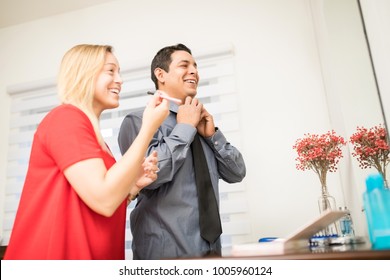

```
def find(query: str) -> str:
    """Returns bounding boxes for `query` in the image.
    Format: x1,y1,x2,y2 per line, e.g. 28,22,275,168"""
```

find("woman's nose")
115,73,123,84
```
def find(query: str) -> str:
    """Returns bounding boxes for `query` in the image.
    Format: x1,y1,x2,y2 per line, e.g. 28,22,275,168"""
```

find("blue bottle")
363,173,390,249
338,206,355,237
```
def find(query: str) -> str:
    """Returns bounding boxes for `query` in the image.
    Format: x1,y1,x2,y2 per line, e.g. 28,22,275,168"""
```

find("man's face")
160,50,199,101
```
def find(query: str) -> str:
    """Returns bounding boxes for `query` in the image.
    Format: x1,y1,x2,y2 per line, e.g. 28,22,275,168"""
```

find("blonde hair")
58,44,113,151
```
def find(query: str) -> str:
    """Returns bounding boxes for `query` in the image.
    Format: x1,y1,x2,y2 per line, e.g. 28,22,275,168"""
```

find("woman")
4,44,169,259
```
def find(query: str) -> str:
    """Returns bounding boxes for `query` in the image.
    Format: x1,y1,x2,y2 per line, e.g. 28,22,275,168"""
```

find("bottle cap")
365,173,384,192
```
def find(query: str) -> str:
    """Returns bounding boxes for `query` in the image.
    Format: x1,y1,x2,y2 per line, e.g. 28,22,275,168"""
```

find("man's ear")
154,68,165,84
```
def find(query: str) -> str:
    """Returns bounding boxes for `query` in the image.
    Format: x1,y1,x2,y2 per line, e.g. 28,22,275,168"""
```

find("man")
118,43,246,259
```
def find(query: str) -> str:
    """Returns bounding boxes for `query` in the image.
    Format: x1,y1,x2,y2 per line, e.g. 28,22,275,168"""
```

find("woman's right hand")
142,93,169,131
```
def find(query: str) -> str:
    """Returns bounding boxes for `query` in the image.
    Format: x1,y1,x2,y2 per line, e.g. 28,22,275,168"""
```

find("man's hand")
177,96,202,127
197,107,216,138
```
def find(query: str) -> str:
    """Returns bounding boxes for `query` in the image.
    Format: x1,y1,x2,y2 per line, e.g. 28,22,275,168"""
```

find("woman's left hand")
135,150,159,189
127,151,159,204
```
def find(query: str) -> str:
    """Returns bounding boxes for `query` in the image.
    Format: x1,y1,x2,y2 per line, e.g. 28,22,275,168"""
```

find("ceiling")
0,0,117,28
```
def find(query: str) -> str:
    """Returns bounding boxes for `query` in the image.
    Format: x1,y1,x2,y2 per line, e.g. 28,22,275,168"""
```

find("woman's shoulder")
44,104,86,121
50,103,83,115
38,104,89,132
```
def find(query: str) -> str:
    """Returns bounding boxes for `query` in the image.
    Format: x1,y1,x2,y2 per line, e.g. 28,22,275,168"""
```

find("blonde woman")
4,44,169,260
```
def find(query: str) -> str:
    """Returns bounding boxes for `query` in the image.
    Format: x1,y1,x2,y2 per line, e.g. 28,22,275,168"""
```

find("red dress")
4,104,127,260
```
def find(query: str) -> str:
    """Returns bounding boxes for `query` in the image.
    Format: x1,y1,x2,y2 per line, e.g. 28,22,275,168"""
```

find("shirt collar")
169,101,180,114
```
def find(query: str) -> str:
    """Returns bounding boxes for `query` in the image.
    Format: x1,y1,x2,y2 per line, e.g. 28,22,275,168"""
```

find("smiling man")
118,43,246,260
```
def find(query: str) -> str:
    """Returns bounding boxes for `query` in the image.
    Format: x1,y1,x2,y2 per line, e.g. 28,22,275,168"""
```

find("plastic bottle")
363,173,390,249
338,206,355,237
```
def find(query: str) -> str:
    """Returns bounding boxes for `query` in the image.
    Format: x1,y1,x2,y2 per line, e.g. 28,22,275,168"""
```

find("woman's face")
93,52,123,115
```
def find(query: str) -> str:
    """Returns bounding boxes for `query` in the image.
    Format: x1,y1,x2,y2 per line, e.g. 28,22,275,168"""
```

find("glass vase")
379,171,389,190
317,186,340,236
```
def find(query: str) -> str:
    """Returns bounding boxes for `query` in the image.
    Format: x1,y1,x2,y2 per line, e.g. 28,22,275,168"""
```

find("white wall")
360,0,390,143
0,0,385,245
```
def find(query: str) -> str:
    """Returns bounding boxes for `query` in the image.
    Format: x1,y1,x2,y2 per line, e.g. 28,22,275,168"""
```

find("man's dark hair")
151,43,192,89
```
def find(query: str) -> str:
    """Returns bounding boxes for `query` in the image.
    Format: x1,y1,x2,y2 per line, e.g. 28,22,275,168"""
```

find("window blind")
3,45,249,258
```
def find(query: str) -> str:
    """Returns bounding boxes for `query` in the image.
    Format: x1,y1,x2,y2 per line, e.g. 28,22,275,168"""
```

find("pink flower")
293,130,346,188
350,125,389,184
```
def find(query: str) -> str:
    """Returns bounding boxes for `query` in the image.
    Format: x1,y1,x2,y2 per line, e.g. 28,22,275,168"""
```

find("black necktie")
191,133,222,243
